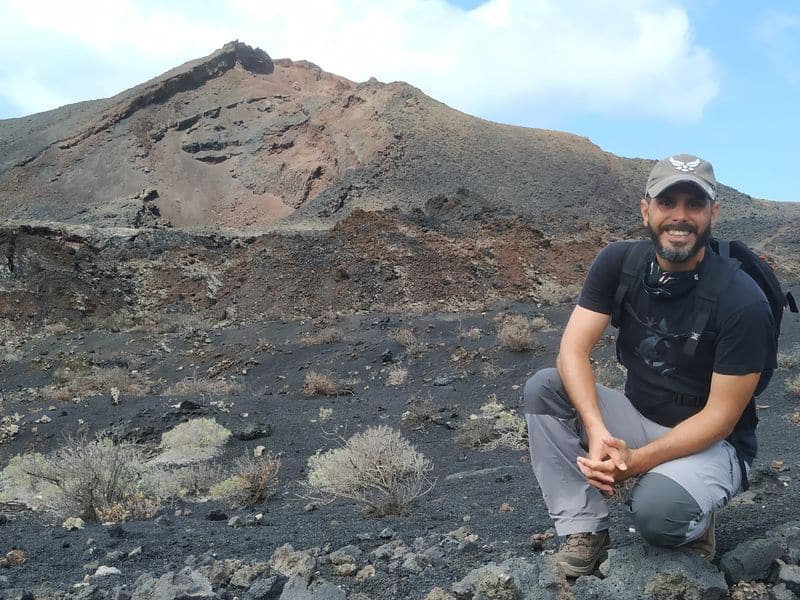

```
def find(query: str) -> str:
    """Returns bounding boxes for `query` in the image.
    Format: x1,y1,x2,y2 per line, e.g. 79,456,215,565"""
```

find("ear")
710,200,720,227
640,197,650,227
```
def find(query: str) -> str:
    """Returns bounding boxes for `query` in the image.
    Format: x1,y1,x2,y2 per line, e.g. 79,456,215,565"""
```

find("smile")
664,229,692,237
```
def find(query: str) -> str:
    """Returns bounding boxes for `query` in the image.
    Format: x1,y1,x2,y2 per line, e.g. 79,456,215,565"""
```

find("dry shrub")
391,328,426,356
1,349,23,364
256,337,274,352
172,463,225,497
607,477,637,504
458,399,528,451
481,361,503,379
594,360,627,389
157,313,216,336
210,453,281,507
302,371,350,397
18,436,149,521
155,418,232,465
789,411,800,427
458,326,483,340
43,322,70,335
304,425,434,515
457,419,498,448
529,316,551,331
95,491,161,522
496,315,535,352
301,327,343,347
43,367,150,402
0,453,56,509
162,378,244,397
401,395,442,428
386,365,408,386
786,375,800,398
778,346,800,369
1,414,22,444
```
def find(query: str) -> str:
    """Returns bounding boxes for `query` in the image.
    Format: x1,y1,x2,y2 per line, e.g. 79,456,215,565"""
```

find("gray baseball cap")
645,154,717,201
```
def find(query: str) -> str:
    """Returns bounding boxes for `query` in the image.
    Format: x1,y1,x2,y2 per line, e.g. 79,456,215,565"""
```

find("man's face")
640,183,720,270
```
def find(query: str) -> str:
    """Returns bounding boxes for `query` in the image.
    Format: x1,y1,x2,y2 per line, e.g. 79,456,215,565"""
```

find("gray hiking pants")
524,368,743,546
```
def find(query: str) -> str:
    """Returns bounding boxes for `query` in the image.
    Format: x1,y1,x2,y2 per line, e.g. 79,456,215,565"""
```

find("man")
524,154,776,577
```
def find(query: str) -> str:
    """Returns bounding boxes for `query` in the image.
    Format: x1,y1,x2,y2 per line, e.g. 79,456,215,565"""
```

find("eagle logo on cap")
669,157,701,172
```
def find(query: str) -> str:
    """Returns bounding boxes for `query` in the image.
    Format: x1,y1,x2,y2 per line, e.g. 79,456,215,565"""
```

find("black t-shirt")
578,240,776,463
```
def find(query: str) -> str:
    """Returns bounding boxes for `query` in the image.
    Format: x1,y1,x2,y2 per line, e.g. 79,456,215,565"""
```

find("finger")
576,459,615,484
602,438,628,470
585,477,614,494
577,456,615,474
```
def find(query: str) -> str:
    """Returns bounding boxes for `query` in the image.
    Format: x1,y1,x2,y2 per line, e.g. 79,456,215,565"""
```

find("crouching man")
525,154,776,577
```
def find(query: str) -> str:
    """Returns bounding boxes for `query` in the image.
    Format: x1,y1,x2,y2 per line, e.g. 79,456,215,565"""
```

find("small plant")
789,411,800,426
172,462,225,497
304,426,434,515
155,418,232,465
18,436,149,521
302,371,350,397
529,315,551,331
43,367,150,402
778,346,800,369
401,395,442,428
787,375,800,398
157,313,216,336
458,326,483,340
386,365,408,386
256,337,274,352
457,419,498,448
457,399,528,451
391,328,426,357
496,315,535,352
594,359,627,389
95,491,161,522
162,378,244,397
210,453,282,507
301,327,343,347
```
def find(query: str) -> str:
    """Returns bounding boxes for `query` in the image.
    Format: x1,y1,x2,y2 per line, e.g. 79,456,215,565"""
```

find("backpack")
610,238,797,395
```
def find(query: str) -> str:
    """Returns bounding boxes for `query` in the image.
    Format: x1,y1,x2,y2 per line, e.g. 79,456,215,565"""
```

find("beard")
647,223,712,264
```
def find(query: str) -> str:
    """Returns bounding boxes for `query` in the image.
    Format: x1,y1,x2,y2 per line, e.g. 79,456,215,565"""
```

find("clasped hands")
577,435,638,495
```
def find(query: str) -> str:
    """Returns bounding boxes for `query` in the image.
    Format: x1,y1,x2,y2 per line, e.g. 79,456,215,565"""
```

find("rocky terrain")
2,41,800,600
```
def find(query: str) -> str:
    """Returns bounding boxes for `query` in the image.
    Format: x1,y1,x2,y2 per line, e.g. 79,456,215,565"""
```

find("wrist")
628,447,648,475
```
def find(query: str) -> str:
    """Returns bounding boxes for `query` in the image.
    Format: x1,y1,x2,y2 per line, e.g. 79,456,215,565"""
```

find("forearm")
630,409,733,475
556,348,606,435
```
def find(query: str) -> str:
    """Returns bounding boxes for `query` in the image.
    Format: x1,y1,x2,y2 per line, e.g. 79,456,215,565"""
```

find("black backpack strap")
683,254,740,358
717,239,730,259
611,241,652,328
787,291,798,313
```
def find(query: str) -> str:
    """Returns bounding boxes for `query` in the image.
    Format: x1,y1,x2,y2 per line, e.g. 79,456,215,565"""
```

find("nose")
668,200,689,222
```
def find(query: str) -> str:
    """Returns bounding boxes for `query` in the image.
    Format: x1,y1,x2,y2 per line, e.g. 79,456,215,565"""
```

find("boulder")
270,545,316,578
244,575,287,600
132,568,214,600
778,563,800,596
452,557,567,600
720,538,785,583
571,544,727,600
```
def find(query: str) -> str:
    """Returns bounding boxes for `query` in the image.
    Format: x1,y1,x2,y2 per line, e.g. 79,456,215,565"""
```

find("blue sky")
0,0,797,202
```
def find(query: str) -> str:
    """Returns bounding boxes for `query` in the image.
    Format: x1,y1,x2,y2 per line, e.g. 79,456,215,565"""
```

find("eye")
688,198,707,209
656,197,674,208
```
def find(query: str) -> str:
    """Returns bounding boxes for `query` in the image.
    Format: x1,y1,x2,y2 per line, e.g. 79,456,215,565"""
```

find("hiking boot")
685,511,716,560
553,530,611,578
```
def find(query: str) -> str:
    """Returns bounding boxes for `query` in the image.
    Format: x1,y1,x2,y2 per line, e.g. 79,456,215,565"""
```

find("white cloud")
0,0,719,123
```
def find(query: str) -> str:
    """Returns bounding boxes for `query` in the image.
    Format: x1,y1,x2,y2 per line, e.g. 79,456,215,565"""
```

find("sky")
0,0,797,202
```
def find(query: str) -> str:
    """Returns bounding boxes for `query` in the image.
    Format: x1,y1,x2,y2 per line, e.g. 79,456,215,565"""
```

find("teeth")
666,230,690,236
